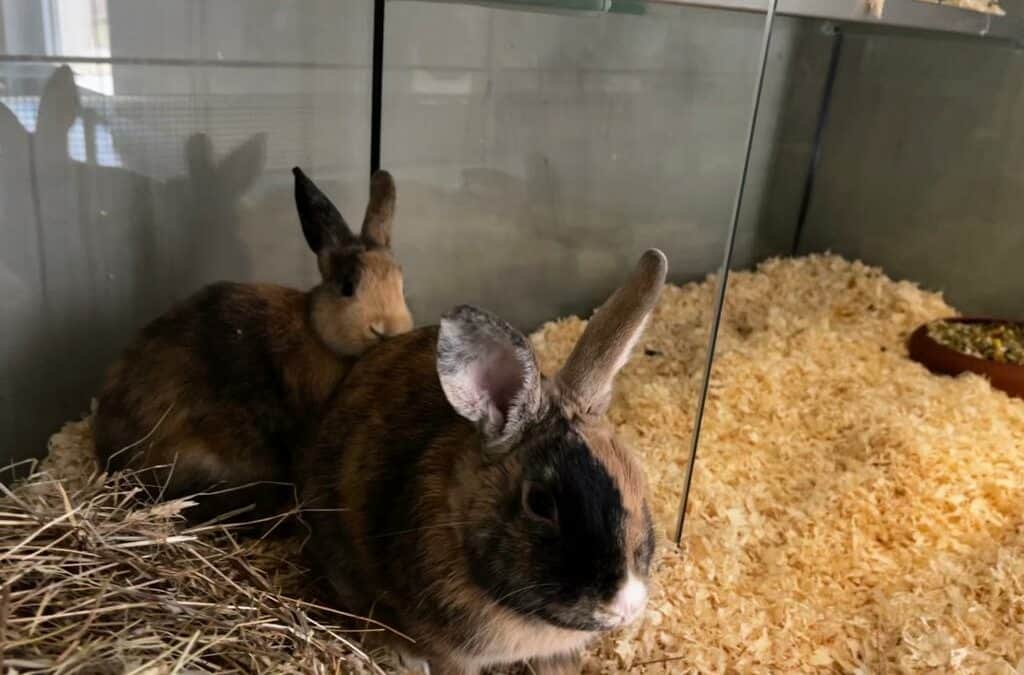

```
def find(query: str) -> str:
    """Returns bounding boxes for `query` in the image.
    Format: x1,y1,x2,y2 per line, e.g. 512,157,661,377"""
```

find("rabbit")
92,167,413,525
296,249,667,674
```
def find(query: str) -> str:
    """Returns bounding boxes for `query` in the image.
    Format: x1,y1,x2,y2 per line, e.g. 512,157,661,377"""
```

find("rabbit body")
298,251,667,674
93,169,412,523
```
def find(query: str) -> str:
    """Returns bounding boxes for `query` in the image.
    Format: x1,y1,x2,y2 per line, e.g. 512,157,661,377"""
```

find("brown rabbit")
297,250,666,674
93,168,413,524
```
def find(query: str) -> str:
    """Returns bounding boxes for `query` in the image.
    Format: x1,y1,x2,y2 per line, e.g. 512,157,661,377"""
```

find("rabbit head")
435,249,666,634
294,167,413,356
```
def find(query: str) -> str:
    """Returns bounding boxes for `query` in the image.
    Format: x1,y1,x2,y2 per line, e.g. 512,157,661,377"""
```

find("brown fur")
92,169,412,524
297,250,667,674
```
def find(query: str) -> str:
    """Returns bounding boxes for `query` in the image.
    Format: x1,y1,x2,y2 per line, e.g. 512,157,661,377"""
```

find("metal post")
673,0,780,545
791,24,843,255
370,0,386,174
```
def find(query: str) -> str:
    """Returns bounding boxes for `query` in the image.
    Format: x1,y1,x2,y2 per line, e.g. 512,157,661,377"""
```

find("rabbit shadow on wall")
0,65,159,457
158,132,267,291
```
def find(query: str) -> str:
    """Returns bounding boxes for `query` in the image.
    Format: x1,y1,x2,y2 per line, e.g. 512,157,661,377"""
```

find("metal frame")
411,0,1022,44
370,0,1024,189
776,0,1020,43
673,0,780,545
371,0,386,174
792,24,844,255
659,0,1022,44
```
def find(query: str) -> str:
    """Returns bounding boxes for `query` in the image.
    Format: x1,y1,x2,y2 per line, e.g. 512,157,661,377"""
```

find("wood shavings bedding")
40,254,1024,673
534,254,1024,673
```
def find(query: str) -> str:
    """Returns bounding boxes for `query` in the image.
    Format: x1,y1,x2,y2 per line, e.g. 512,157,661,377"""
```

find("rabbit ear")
36,65,79,149
292,167,356,255
360,170,395,248
556,249,667,416
438,305,543,453
218,133,266,197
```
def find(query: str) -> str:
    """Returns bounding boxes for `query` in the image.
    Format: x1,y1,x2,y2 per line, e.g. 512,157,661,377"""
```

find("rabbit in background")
93,167,414,527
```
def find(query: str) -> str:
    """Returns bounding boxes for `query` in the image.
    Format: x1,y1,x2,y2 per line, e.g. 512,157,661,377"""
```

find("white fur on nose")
609,573,647,625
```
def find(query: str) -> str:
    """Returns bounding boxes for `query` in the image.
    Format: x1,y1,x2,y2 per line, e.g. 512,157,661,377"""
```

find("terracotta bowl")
908,318,1024,400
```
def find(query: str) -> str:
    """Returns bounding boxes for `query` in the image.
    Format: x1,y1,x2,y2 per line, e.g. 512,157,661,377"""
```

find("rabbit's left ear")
293,166,357,256
437,305,543,454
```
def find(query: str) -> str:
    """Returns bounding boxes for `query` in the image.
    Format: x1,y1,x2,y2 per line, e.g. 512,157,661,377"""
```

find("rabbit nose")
607,573,647,625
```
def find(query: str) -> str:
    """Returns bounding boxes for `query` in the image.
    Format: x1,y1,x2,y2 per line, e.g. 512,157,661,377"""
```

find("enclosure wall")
797,24,1024,316
1,0,813,463
1,0,374,461
382,1,804,330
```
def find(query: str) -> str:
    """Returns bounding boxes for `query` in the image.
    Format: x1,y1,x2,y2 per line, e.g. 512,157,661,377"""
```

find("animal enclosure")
2,0,1023,672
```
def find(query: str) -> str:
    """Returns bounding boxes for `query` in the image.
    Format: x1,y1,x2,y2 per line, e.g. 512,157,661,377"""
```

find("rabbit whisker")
491,582,559,606
366,521,476,540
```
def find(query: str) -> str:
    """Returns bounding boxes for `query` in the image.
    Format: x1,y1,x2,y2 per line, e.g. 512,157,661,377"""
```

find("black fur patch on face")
326,249,364,297
467,420,628,632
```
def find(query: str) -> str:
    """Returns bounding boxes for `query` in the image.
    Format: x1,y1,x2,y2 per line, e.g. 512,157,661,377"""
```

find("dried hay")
9,253,1024,673
1,453,387,673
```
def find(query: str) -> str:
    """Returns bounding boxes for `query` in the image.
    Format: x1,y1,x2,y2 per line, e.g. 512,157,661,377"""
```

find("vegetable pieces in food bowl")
909,318,1024,399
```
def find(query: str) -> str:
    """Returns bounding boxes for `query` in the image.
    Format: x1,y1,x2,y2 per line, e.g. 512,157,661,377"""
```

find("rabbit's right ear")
361,170,395,248
556,249,667,416
438,305,543,454
292,167,356,254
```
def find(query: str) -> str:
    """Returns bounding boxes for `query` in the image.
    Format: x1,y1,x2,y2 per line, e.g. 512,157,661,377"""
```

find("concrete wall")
797,12,1024,317
382,2,801,329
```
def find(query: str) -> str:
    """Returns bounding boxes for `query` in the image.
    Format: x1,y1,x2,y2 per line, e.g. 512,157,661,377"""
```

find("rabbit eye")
522,481,558,527
340,278,356,297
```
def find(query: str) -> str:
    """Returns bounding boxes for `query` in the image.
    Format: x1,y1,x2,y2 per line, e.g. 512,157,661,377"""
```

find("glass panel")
384,0,786,327
0,0,373,461
692,16,1024,672
383,2,789,666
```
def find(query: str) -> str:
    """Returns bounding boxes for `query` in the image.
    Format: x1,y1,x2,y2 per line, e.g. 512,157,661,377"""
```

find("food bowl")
908,318,1024,399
